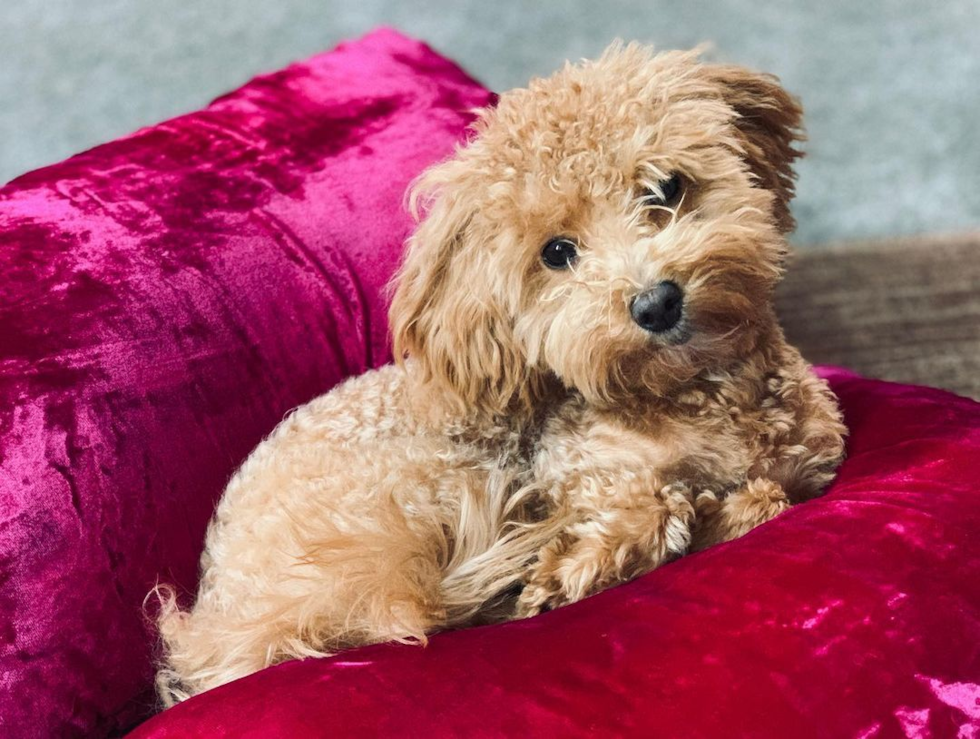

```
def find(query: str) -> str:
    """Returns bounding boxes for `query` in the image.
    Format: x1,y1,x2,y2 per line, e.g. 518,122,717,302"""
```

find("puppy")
155,42,845,705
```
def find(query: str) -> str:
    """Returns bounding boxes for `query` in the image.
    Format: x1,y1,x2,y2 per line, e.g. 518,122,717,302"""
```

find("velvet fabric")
0,29,493,737
128,369,980,738
5,27,980,739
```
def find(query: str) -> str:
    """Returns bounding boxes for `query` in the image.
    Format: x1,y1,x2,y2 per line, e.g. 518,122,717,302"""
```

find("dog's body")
157,43,845,704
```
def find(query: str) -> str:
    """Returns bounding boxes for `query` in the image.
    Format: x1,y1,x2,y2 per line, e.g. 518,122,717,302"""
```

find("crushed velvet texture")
128,368,980,738
0,29,493,737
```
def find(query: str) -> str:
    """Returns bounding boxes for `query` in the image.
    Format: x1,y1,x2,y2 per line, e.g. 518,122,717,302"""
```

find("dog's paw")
722,478,789,539
691,489,723,551
515,540,570,618
656,482,696,558
692,478,789,550
514,581,557,619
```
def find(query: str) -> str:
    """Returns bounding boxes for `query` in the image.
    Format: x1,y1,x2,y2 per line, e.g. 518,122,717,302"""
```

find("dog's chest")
530,398,752,496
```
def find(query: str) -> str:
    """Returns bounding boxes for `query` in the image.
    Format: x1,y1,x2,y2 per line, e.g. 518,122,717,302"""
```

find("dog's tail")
145,583,195,707
147,583,271,708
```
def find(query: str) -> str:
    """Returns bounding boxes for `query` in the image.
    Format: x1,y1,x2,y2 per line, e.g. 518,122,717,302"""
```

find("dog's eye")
641,173,682,207
541,237,578,270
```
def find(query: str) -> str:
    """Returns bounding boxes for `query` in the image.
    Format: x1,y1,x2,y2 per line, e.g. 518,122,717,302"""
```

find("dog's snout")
631,281,683,333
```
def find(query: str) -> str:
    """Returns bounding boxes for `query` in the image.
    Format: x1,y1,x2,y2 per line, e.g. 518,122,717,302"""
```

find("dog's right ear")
389,159,530,418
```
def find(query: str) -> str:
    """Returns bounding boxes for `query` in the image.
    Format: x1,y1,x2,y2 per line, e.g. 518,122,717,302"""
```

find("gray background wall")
2,0,978,245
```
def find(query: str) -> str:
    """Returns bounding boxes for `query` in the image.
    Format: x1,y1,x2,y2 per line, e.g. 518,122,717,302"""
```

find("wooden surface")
778,232,980,400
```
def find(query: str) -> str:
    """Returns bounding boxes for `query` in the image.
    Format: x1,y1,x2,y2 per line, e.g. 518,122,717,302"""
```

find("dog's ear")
705,64,804,233
389,160,531,418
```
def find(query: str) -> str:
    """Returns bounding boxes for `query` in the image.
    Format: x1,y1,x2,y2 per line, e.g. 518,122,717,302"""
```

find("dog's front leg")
690,478,790,551
516,480,695,617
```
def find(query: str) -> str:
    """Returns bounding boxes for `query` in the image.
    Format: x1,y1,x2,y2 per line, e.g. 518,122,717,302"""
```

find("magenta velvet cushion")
0,29,493,737
128,369,980,738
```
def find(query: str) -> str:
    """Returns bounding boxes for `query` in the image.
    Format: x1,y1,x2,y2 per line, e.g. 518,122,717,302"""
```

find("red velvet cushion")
0,29,492,737
129,369,980,737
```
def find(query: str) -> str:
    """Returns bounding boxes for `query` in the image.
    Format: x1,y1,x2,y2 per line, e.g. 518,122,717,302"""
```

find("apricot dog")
156,42,845,704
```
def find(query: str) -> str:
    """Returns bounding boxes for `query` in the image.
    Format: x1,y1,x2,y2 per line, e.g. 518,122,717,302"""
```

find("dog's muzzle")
630,281,684,334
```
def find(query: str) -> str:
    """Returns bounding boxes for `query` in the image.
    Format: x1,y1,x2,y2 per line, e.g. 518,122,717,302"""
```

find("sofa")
1,29,978,738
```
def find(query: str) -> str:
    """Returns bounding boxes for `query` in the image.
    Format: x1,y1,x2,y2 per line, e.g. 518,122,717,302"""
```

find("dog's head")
391,43,803,416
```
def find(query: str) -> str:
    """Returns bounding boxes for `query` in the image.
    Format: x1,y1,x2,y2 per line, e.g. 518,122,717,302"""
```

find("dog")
155,41,846,705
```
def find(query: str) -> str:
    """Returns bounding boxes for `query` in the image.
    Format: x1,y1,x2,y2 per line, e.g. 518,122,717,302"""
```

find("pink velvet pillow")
129,369,980,737
0,29,493,737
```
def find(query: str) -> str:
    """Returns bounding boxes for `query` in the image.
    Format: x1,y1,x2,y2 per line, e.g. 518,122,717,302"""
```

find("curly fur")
154,42,845,705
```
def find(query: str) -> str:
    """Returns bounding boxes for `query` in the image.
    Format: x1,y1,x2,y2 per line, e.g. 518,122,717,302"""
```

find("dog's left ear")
705,64,804,233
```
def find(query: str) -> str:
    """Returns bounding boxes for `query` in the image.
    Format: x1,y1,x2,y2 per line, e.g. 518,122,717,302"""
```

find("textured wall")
2,0,978,244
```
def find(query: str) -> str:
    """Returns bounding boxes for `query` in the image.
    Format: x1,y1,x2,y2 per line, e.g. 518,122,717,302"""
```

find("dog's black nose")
631,281,684,333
